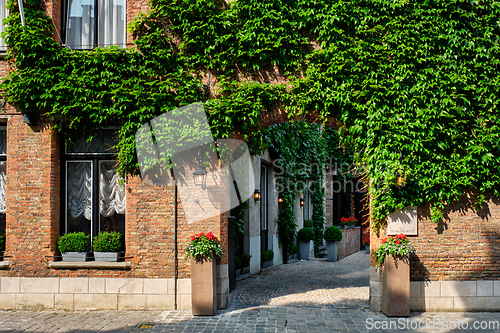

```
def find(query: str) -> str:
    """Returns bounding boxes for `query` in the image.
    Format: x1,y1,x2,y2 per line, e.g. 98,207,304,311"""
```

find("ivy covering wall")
1,0,499,232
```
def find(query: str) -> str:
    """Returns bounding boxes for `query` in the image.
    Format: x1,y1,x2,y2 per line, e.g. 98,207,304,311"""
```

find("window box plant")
186,231,222,316
297,227,314,260
341,216,357,229
373,233,416,317
323,226,342,262
261,249,274,268
93,231,123,262
58,232,91,262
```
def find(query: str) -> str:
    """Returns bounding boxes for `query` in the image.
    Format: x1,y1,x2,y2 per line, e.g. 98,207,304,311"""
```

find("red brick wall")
370,192,500,281
338,227,361,260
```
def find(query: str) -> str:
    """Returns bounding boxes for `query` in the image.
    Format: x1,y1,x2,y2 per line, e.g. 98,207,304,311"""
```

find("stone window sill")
0,261,10,270
49,261,131,270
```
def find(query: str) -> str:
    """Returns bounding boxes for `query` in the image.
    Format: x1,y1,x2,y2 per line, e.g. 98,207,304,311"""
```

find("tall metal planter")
382,255,410,316
191,253,217,316
299,241,310,260
326,241,338,262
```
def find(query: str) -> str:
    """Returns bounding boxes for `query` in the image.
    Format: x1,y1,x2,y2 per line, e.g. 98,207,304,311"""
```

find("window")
0,126,6,234
0,0,9,52
64,0,126,49
64,130,125,245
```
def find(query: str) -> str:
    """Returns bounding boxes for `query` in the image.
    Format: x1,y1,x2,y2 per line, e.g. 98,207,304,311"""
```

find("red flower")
396,240,401,245
381,237,387,244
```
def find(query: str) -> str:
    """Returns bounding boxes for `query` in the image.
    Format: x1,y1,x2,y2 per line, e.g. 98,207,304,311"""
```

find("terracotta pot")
191,254,217,316
382,254,410,317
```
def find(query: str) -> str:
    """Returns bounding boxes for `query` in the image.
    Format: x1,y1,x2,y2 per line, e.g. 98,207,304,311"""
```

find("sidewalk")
0,252,499,332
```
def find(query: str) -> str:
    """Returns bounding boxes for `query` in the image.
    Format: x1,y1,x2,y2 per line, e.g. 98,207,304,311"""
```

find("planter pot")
61,252,91,262
299,240,310,260
241,266,250,275
326,241,338,262
94,251,121,262
235,268,241,277
293,254,298,260
191,254,217,316
347,225,354,229
288,255,293,261
382,255,410,317
365,245,370,254
263,260,273,268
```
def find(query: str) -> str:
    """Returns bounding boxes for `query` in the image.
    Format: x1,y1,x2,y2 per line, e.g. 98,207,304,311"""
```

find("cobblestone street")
1,251,500,332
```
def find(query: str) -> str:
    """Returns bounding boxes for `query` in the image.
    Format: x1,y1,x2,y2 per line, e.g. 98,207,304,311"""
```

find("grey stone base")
370,266,500,311
0,266,230,311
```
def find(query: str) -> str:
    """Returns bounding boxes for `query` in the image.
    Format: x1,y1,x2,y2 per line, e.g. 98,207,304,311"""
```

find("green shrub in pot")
323,226,343,242
297,227,315,242
58,232,91,253
93,231,122,252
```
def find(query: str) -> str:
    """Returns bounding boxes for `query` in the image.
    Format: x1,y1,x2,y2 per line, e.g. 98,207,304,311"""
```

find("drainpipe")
18,0,25,27
174,181,178,310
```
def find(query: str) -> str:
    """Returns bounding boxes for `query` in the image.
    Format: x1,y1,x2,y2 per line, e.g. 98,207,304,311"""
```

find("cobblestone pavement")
229,251,370,308
1,251,500,332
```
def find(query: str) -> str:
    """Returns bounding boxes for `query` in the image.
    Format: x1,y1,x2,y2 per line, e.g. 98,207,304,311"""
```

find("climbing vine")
1,0,499,233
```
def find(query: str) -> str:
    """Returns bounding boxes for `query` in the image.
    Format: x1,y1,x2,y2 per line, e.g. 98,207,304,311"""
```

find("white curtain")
66,0,95,49
0,161,5,214
98,0,126,47
0,0,8,51
100,161,125,217
67,162,92,220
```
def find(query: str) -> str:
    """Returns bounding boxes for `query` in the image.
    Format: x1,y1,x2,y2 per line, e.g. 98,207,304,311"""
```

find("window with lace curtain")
63,0,126,49
0,126,6,235
0,0,9,52
65,130,125,248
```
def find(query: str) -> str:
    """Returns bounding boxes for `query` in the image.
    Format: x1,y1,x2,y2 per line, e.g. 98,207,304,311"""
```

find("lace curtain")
100,161,125,217
67,162,92,223
98,0,126,47
66,0,95,49
0,161,5,214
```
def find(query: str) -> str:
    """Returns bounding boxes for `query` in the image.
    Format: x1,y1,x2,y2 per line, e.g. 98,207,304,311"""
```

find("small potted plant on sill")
341,216,357,229
323,226,342,262
58,232,91,262
297,227,314,260
363,237,370,254
185,231,223,316
93,231,123,262
261,249,274,268
373,233,416,317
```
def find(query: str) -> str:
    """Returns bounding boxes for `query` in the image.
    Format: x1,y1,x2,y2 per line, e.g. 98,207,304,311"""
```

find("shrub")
235,255,242,269
239,253,251,267
323,226,343,242
0,233,5,252
58,232,91,253
297,227,314,241
261,249,274,262
93,231,123,252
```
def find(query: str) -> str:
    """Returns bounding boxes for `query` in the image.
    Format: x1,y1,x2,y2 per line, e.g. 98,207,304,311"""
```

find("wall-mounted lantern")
395,150,406,187
193,167,206,188
300,197,305,208
254,189,261,202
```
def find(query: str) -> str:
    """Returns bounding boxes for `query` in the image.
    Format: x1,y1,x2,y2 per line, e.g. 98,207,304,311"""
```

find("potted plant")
261,249,274,268
297,227,314,260
291,245,299,260
93,231,123,262
235,255,242,277
0,233,5,260
239,253,251,275
58,232,91,262
341,216,357,229
185,231,223,316
363,237,370,254
373,233,416,317
323,226,342,262
304,219,314,228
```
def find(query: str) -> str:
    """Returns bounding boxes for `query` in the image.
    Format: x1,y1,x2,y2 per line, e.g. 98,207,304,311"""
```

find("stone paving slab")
0,251,499,332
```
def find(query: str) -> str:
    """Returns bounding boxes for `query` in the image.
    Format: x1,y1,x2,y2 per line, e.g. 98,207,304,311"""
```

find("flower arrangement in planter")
297,227,314,260
93,231,123,262
340,216,357,228
58,232,91,262
261,249,274,268
187,231,223,316
323,226,342,262
363,237,370,254
373,233,416,270
185,231,223,262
